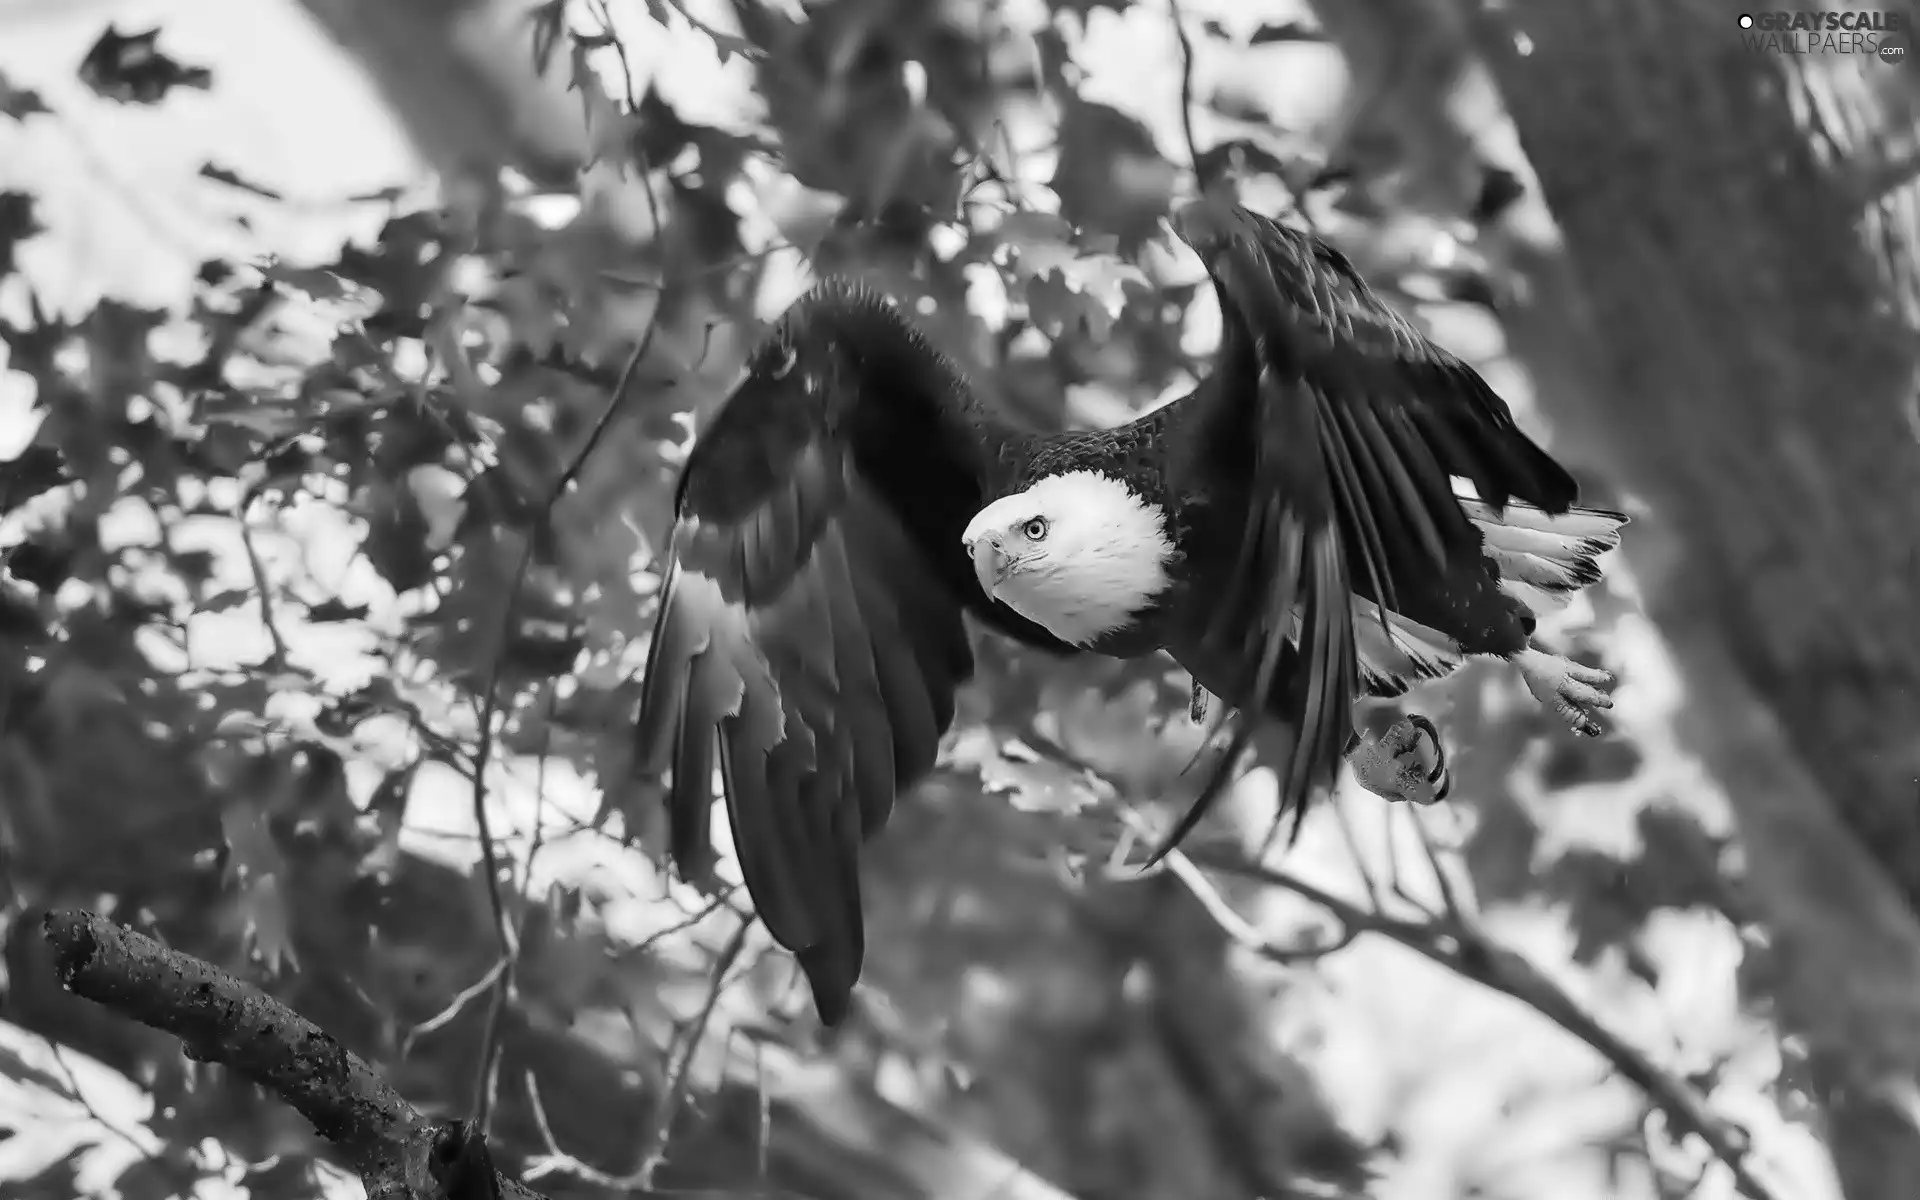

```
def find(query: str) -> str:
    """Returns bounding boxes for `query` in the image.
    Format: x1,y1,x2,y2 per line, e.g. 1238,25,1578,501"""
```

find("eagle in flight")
633,197,1625,1024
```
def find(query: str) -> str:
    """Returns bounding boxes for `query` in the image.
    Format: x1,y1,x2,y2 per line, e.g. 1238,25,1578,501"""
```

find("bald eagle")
634,197,1625,1025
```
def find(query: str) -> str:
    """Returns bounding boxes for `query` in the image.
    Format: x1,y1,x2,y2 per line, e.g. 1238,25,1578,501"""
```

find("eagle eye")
1022,517,1049,541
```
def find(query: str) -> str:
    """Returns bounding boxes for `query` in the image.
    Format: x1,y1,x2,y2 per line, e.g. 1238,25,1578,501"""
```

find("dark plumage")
633,196,1625,1024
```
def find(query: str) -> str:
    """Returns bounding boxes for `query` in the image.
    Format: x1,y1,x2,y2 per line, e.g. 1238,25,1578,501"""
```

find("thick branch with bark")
39,909,540,1200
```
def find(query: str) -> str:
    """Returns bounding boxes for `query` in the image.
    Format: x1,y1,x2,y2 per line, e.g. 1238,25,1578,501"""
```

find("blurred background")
1,1,1917,1199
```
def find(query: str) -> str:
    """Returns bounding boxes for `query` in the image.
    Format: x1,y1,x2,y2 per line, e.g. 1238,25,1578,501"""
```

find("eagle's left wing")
1157,197,1579,854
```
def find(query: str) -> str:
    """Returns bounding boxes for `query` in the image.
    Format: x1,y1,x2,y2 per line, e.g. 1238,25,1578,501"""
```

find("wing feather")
632,284,1073,1025
1161,198,1581,851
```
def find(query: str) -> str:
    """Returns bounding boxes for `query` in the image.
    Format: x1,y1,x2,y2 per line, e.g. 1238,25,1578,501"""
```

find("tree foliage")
0,4,1858,1199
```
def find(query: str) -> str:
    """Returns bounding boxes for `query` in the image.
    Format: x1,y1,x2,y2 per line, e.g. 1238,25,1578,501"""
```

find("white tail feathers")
1277,498,1623,699
1461,497,1626,618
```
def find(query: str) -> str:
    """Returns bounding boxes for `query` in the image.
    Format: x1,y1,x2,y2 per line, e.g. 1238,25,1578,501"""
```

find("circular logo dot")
1738,13,1754,28
1879,34,1908,65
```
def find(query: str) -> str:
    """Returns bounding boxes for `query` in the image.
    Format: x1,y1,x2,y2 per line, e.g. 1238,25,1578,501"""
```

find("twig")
235,509,289,668
464,321,657,1128
469,688,565,1135
455,16,674,1113
1166,0,1208,192
405,958,509,1058
1148,817,1359,965
1407,805,1467,918
1189,852,1784,1200
1330,792,1385,908
519,918,755,1191
39,910,545,1200
635,915,752,1187
632,887,741,954
43,1037,158,1161
1005,722,1779,1200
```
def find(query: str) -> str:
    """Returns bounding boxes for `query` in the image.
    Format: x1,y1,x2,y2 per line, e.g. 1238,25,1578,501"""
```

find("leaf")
79,26,213,105
0,70,50,120
527,0,569,78
0,190,43,278
1248,21,1326,45
201,398,307,439
259,257,351,301
357,478,438,594
238,1157,324,1200
9,1146,89,1200
200,161,283,201
1044,0,1133,16
1051,98,1179,255
200,587,252,614
993,212,1081,280
406,463,469,552
305,597,370,623
0,445,68,508
1544,805,1737,968
991,212,1147,340
1025,272,1116,339
947,728,1103,817
113,1153,208,1200
1193,138,1294,189
221,800,298,972
654,0,758,64
0,1042,77,1099
357,761,417,877
569,39,638,170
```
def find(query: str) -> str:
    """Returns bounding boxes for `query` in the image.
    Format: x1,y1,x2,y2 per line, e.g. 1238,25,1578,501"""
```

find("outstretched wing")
633,283,1067,1025
1158,197,1578,852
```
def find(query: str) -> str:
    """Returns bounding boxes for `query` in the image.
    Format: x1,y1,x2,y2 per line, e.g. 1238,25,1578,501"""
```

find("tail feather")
1460,496,1625,619
1463,497,1625,589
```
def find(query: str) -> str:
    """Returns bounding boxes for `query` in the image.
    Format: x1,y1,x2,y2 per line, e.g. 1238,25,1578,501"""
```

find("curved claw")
1404,713,1451,801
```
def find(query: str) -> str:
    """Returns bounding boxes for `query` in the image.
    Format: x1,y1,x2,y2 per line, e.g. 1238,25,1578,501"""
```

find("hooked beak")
967,535,1007,597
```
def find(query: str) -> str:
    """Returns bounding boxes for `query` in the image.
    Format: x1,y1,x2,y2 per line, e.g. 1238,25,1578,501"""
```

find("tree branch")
1188,851,1786,1200
1013,727,1780,1199
39,909,545,1200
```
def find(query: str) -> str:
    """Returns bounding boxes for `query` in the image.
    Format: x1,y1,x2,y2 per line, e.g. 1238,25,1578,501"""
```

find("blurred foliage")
0,3,1818,1200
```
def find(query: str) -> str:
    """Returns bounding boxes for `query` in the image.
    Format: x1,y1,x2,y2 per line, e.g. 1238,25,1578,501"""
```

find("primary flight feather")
633,196,1625,1025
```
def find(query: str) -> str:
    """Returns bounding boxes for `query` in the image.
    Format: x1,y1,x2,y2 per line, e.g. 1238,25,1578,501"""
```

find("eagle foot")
1349,714,1450,806
1516,646,1614,737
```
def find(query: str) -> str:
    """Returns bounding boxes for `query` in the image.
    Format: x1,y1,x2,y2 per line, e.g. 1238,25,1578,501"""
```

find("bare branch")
635,915,752,1187
464,303,660,1128
1004,718,1781,1200
1166,0,1206,191
1190,852,1786,1200
235,508,290,669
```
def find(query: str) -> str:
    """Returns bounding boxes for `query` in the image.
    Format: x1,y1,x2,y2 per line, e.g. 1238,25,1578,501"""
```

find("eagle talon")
1349,715,1450,806
1517,646,1614,737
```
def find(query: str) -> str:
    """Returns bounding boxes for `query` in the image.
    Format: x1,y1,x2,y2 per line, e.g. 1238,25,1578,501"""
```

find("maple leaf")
79,26,213,105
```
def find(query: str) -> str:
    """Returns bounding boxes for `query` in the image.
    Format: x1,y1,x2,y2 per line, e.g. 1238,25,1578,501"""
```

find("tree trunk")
1433,3,1920,1197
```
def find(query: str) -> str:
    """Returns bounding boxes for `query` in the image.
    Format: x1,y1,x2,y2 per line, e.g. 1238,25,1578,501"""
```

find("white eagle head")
959,470,1176,646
